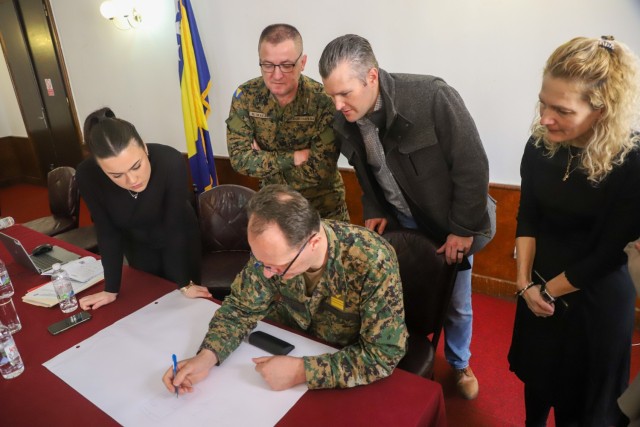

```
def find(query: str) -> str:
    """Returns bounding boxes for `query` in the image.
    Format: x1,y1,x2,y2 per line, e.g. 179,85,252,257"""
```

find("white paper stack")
22,257,104,307
57,256,104,283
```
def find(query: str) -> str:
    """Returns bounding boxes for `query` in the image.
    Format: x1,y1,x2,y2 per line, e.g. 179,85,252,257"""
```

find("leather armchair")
382,229,458,379
23,167,79,236
198,184,255,300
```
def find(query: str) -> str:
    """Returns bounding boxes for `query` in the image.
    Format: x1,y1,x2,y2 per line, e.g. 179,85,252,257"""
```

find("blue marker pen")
172,354,179,398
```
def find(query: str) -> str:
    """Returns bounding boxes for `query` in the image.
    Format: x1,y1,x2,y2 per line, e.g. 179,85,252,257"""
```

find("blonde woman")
509,36,640,426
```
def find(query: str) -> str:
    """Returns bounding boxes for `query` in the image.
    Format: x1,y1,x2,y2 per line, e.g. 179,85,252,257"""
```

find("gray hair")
246,185,320,248
258,24,303,53
319,34,378,82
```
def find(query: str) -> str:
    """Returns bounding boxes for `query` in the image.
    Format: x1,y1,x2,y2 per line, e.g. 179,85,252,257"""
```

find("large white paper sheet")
44,291,336,426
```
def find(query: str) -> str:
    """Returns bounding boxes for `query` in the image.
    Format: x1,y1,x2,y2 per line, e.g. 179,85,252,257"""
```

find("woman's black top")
76,143,200,293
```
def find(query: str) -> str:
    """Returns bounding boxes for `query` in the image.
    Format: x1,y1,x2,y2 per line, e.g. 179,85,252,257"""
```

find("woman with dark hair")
76,107,210,310
509,36,640,426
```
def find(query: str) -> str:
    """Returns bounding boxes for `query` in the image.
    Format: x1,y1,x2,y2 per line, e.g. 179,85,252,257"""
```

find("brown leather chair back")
198,184,255,251
198,184,256,300
23,166,80,236
382,229,458,378
48,166,80,225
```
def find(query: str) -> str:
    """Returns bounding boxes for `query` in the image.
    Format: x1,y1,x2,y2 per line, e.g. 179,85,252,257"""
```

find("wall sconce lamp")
100,1,142,30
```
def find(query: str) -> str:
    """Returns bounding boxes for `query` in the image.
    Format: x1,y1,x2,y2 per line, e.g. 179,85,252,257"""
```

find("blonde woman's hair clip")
598,35,615,52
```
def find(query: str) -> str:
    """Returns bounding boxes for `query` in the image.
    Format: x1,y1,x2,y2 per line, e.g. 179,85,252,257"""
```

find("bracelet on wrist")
515,282,537,297
180,282,195,294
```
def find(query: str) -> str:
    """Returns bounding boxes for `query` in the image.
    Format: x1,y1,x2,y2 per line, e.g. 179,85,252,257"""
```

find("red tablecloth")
278,367,446,426
0,225,446,427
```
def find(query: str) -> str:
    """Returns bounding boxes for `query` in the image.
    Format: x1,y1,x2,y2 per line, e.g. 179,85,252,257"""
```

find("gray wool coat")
333,69,496,254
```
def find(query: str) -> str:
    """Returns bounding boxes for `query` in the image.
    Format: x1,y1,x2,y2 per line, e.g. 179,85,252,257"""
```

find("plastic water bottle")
51,263,78,313
0,260,14,299
0,217,14,230
0,322,24,379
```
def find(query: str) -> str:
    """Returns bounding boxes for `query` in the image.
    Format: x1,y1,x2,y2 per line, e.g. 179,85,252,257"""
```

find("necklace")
128,189,139,199
562,146,580,181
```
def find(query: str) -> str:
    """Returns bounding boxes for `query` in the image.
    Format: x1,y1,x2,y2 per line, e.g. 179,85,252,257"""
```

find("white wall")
48,0,183,148
0,51,27,138
48,0,640,185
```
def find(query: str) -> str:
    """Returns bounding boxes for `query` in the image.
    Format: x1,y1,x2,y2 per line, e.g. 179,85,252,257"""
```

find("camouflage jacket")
226,75,349,221
199,220,408,389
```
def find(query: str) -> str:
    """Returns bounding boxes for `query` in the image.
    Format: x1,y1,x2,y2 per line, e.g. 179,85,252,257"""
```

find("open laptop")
0,232,80,274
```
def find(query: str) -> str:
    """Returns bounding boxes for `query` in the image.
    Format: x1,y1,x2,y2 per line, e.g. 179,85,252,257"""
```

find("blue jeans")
395,212,473,370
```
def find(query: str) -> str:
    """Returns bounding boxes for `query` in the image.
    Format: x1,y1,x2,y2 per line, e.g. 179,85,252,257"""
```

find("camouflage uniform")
199,220,408,389
226,75,349,221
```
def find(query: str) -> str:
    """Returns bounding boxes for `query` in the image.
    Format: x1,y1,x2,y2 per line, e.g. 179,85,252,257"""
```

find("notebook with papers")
0,232,80,274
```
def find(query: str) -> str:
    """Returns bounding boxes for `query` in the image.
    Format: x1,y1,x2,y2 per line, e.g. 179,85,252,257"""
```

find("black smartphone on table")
47,311,92,335
248,331,295,355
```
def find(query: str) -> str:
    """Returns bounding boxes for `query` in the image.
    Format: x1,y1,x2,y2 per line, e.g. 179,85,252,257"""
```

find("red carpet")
437,292,640,426
435,293,525,426
1,184,639,426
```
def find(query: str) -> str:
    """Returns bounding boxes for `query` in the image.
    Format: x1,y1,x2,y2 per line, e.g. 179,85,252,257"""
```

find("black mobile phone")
47,311,92,335
248,331,295,355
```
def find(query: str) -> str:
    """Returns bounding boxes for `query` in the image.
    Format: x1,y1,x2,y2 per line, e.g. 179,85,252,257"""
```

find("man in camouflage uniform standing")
226,23,349,221
163,185,407,391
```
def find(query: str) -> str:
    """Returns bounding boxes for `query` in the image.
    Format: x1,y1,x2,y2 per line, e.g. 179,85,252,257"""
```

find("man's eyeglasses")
253,232,316,279
259,52,303,73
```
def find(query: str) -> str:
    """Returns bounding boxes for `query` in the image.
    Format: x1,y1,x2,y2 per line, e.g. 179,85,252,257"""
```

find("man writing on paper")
163,185,407,391
226,23,349,221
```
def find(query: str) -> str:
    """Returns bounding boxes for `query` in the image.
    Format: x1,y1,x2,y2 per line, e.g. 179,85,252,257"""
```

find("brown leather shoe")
455,366,479,400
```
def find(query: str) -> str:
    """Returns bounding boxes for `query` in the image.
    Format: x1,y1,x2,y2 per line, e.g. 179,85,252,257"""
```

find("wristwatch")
539,283,556,304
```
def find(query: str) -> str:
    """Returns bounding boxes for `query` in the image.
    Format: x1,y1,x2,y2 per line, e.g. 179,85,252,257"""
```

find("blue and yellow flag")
176,0,217,192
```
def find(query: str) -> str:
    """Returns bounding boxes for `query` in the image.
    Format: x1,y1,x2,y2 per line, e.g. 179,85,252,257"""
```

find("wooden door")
0,0,82,179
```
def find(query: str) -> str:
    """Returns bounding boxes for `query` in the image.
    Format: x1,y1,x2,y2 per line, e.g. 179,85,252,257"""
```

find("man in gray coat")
319,34,496,400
